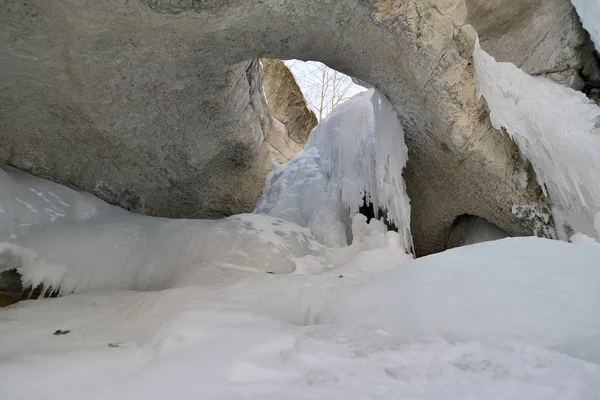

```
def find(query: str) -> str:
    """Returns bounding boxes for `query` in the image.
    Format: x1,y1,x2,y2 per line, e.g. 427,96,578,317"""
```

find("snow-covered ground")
2,47,600,399
1,230,599,399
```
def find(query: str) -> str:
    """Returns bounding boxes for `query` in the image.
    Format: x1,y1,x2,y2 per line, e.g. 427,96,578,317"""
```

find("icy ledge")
255,89,413,251
473,39,600,240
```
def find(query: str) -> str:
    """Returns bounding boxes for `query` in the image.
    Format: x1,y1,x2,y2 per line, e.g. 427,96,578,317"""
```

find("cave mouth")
446,214,510,250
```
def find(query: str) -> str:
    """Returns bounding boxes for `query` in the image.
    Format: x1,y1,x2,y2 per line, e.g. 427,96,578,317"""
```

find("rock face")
261,59,318,163
1,0,595,255
465,0,600,91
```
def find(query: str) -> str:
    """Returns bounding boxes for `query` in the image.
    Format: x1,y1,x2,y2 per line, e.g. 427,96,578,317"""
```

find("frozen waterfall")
255,88,413,251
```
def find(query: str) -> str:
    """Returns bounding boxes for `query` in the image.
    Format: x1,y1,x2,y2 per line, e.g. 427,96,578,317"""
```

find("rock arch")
3,0,593,255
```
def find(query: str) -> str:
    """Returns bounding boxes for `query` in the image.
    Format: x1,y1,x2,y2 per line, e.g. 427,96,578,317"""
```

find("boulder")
3,0,591,255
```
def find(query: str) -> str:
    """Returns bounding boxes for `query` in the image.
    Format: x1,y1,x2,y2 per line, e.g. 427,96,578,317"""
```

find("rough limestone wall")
261,59,318,163
465,0,600,91
3,0,592,255
0,2,273,218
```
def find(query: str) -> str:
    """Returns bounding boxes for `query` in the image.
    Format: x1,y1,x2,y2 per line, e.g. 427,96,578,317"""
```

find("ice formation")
255,88,413,251
571,0,600,52
0,166,411,296
473,39,600,239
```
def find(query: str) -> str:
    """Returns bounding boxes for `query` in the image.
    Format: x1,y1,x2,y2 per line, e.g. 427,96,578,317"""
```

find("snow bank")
571,0,600,52
255,88,412,251
0,166,114,240
0,212,330,295
1,237,599,400
324,237,600,362
473,39,600,239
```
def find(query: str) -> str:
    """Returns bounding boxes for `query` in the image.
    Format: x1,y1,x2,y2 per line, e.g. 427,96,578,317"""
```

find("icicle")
473,38,600,239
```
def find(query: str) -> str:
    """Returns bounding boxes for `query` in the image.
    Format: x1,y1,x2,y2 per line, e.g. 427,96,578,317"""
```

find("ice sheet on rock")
0,165,116,240
571,0,600,52
473,39,600,239
255,89,412,251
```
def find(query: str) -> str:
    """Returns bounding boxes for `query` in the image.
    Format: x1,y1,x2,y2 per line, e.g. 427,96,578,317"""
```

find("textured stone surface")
465,0,600,90
2,0,588,255
261,59,317,163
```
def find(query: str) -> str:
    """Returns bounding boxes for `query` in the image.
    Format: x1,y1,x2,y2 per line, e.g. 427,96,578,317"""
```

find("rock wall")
465,0,600,90
1,0,594,255
261,59,318,163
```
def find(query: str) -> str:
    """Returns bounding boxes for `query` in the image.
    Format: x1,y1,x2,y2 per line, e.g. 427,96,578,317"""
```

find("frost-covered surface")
1,237,600,399
571,0,600,52
473,40,600,240
255,89,412,251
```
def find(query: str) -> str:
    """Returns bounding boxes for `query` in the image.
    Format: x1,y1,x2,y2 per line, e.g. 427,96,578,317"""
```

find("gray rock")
261,59,317,163
465,0,600,90
2,0,585,255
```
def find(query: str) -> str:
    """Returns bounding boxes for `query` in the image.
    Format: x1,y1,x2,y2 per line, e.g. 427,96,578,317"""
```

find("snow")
473,39,600,240
571,232,600,246
0,166,113,240
571,0,600,52
255,88,413,251
1,233,599,399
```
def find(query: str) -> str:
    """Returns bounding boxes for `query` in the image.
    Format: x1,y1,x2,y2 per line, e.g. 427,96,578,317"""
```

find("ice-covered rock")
473,39,600,240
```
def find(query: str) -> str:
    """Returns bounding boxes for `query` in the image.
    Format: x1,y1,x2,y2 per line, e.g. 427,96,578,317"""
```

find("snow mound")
0,166,115,240
325,237,600,362
473,39,600,239
0,213,329,295
255,88,412,251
